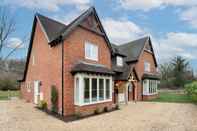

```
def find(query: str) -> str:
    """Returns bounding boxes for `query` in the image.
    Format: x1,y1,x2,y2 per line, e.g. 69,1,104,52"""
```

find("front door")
34,81,40,104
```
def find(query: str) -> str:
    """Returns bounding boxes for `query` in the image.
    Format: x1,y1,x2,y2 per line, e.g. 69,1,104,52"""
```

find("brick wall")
62,26,112,116
135,41,157,100
21,21,63,112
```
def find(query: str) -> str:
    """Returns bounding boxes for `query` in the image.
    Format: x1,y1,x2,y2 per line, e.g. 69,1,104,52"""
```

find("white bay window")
74,74,113,106
143,79,158,95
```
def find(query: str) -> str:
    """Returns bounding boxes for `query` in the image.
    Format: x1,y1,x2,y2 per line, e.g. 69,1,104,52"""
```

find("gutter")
61,36,64,116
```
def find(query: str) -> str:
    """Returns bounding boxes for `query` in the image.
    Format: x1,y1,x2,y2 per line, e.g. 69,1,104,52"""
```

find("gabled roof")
118,36,149,62
36,13,66,43
19,7,114,82
111,44,127,57
60,7,113,52
112,36,158,81
71,61,114,75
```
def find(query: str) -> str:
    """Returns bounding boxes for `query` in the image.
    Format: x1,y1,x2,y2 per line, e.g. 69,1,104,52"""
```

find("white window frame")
85,42,98,61
143,79,158,95
116,56,123,66
74,73,113,106
144,61,150,72
32,55,35,65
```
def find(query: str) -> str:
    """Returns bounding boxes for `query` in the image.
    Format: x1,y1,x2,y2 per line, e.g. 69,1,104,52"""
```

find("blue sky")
1,0,197,72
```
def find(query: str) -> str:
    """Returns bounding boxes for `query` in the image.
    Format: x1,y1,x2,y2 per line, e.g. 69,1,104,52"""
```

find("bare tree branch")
0,6,15,55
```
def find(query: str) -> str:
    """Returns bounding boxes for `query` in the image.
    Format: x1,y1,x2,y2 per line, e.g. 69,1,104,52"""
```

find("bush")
103,106,109,112
75,112,82,118
115,104,120,110
185,81,197,102
51,85,58,113
94,107,100,115
38,100,47,110
0,78,18,91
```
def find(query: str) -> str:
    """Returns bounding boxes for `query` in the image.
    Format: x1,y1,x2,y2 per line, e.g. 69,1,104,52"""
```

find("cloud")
118,0,197,11
7,37,24,49
3,0,91,12
155,32,197,62
118,0,163,12
102,18,147,44
180,7,197,28
52,10,82,24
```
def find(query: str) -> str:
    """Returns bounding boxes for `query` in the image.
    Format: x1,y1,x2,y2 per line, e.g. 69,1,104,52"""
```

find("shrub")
185,81,197,102
104,106,109,112
0,78,18,91
94,107,100,115
75,112,82,118
38,100,47,110
115,104,120,110
51,85,58,113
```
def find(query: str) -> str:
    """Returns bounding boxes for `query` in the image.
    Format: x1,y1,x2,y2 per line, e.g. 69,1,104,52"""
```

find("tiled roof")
36,13,66,43
71,62,114,75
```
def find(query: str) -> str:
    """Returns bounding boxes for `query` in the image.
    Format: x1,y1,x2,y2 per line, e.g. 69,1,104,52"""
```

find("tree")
0,7,15,55
171,56,189,87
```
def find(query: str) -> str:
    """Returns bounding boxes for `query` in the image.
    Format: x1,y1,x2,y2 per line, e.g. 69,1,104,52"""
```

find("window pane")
84,78,90,103
106,79,110,99
92,78,97,102
75,78,79,103
85,42,98,61
144,62,150,72
117,56,123,66
99,79,104,100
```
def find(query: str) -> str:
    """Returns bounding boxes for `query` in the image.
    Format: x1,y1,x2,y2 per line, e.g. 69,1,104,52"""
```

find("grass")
0,90,20,100
149,91,193,103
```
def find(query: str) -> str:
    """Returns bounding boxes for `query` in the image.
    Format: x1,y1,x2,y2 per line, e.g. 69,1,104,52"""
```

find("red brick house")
19,7,160,117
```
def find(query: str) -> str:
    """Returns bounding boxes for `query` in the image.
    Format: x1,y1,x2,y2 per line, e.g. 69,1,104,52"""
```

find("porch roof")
71,62,114,75
142,73,161,80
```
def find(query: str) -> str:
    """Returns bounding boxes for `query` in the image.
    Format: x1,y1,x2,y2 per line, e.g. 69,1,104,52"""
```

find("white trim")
143,79,158,96
116,56,123,66
85,42,98,61
74,73,113,106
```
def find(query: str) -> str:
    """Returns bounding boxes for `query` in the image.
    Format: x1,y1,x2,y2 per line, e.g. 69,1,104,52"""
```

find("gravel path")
0,100,197,131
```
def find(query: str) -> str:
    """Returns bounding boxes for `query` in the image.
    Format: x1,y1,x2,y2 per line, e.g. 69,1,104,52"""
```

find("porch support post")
125,82,128,105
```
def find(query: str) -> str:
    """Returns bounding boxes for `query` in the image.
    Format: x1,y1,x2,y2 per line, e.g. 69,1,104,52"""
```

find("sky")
1,0,197,72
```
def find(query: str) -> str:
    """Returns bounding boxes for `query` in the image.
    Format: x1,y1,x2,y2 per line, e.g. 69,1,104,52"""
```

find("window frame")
144,61,151,72
74,73,113,106
116,56,123,66
143,79,158,95
85,42,98,61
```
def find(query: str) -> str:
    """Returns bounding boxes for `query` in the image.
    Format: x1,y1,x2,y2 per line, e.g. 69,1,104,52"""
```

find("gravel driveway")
1,100,197,131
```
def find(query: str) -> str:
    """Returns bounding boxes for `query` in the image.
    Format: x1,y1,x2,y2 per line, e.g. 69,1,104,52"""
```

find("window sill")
143,92,158,96
85,57,98,62
75,98,112,106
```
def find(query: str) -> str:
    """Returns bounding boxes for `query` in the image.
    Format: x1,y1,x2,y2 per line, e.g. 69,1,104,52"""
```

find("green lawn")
0,90,20,100
149,91,193,103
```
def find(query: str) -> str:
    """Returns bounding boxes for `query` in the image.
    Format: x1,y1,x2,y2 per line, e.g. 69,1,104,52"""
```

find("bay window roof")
142,73,160,80
71,62,114,75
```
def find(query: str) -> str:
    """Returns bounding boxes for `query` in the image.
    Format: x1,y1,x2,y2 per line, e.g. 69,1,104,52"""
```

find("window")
84,78,90,103
143,79,158,95
75,78,79,104
74,74,112,106
99,79,104,100
106,79,110,99
32,55,35,65
144,61,150,72
85,42,98,61
116,56,123,66
92,78,97,102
